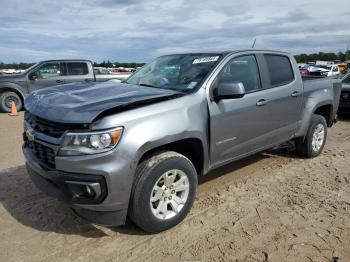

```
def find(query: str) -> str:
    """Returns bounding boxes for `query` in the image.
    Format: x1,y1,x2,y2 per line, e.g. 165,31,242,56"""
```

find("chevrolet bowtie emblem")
26,130,35,142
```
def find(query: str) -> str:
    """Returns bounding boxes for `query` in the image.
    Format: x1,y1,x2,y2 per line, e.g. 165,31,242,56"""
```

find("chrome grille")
24,112,68,137
27,141,56,168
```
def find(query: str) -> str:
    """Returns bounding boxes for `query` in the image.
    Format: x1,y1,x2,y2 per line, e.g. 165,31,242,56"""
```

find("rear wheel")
0,91,23,113
129,151,197,233
295,114,327,158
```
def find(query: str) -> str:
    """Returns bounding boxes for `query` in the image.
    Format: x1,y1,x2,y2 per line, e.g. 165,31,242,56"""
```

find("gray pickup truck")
23,50,341,232
0,60,126,112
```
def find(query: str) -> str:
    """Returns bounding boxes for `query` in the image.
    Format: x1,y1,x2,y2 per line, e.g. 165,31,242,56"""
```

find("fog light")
66,181,102,199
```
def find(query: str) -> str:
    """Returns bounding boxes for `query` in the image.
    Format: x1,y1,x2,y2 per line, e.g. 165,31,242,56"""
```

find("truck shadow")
0,146,294,237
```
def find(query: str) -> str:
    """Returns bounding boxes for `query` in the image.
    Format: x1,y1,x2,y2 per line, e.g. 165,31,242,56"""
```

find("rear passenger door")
63,62,94,84
260,54,303,143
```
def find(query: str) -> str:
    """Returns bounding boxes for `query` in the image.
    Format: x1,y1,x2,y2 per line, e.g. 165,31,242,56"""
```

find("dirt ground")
0,113,349,262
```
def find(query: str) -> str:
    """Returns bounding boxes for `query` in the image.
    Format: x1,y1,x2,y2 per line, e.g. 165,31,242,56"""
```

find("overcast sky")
0,0,349,63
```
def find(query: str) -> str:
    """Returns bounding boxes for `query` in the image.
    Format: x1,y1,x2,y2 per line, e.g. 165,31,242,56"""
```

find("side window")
343,75,350,84
36,63,61,79
265,55,294,87
216,55,262,92
66,62,89,75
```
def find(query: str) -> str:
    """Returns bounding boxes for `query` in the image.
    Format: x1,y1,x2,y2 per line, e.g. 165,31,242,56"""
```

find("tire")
0,91,23,113
129,151,198,233
295,114,327,158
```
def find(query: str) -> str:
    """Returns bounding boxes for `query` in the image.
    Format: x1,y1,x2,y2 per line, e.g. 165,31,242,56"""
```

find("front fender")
93,89,210,174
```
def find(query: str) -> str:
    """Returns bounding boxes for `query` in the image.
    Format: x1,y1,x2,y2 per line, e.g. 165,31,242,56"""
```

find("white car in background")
326,65,340,76
307,65,340,77
94,67,131,81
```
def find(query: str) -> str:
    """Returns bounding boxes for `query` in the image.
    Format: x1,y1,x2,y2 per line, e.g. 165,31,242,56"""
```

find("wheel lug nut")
168,196,172,200
171,190,175,194
164,197,167,201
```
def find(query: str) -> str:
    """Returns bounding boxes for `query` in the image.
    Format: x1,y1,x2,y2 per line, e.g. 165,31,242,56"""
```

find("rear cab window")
264,54,295,87
343,74,350,84
66,62,89,76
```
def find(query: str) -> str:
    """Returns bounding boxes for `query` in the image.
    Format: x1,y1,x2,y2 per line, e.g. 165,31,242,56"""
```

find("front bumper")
23,144,134,226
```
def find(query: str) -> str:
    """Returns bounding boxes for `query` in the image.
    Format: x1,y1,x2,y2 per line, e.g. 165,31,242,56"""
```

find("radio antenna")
251,38,257,48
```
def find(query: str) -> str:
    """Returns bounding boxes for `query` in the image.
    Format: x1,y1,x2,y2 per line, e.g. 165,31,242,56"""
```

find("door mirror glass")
28,72,37,80
214,81,245,100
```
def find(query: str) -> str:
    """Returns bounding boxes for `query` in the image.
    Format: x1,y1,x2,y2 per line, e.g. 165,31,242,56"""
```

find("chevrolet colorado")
23,50,341,232
0,60,128,112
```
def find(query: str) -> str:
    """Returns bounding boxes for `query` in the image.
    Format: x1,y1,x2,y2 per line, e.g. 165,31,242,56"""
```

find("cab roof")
163,49,290,56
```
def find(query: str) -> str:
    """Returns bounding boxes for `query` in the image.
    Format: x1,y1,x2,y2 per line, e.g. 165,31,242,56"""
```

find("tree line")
294,51,350,63
1,51,350,70
93,61,145,68
0,61,145,70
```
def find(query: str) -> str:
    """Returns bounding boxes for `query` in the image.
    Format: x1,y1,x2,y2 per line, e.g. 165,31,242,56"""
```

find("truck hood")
0,74,25,81
25,81,183,124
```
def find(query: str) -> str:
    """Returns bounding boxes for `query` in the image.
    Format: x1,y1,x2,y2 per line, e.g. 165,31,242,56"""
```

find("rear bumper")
23,145,132,226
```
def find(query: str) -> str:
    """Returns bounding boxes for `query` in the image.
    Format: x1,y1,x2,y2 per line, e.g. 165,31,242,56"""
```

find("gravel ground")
0,113,349,262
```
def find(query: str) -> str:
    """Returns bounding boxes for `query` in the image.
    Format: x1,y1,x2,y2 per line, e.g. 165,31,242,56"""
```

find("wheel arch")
137,137,206,176
313,103,333,127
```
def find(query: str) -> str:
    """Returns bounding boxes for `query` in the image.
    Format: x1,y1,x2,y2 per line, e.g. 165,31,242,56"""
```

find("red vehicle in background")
300,68,309,77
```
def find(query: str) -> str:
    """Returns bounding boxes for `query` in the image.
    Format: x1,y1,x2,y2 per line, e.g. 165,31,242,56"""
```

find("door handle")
56,80,63,83
291,91,301,97
256,99,268,106
84,79,92,82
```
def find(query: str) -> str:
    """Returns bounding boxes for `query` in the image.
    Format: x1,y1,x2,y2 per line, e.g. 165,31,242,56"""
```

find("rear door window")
66,62,89,75
264,55,294,87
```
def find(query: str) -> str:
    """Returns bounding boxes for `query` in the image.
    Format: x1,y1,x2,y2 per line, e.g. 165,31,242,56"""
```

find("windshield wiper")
139,83,157,88
138,83,187,94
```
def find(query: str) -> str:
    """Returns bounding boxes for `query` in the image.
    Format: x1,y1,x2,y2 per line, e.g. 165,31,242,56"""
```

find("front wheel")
0,91,23,113
129,151,198,233
295,114,327,158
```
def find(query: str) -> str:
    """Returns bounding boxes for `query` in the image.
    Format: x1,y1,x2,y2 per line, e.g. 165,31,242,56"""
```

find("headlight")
58,127,123,156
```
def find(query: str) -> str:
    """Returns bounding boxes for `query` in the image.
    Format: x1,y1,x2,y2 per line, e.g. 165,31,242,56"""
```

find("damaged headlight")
59,127,123,156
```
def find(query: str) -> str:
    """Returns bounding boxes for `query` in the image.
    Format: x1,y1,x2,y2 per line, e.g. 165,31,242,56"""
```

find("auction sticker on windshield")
193,56,219,64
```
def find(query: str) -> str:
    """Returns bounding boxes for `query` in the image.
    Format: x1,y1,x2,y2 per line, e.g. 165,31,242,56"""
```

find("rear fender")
295,93,333,138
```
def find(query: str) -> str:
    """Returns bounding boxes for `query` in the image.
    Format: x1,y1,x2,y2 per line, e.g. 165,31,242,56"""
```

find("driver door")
208,54,274,167
28,62,65,92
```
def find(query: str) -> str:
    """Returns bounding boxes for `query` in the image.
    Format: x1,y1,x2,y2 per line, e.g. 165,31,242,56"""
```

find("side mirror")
29,72,37,80
213,81,245,100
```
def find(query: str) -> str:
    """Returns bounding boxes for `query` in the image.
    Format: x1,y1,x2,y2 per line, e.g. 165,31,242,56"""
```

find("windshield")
126,53,222,92
23,62,40,74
